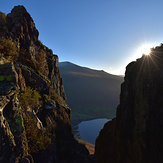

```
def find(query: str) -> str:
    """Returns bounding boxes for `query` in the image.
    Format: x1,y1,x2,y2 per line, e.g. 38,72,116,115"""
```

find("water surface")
78,118,109,144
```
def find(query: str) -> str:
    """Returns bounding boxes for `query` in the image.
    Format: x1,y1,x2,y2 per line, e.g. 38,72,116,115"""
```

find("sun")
126,43,156,65
138,44,152,56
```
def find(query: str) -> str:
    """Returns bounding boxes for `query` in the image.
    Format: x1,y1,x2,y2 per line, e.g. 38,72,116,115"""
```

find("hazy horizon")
59,61,125,76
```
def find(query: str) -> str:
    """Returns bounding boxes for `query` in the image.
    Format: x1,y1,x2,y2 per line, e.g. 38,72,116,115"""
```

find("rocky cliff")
95,46,163,163
0,6,93,163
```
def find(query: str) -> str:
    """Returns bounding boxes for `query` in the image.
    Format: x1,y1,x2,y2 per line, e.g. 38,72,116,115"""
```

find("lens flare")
137,44,152,56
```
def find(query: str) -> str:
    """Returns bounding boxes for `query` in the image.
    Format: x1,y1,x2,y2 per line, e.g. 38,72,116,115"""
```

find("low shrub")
19,87,42,112
0,37,17,56
23,113,52,153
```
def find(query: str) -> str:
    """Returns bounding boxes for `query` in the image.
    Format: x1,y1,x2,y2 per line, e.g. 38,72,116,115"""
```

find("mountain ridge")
59,61,124,126
59,61,123,78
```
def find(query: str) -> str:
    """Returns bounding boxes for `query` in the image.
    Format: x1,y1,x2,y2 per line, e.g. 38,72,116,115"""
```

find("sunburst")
137,44,152,56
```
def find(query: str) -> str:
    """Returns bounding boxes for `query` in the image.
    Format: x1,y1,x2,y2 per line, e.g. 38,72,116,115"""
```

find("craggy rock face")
95,46,163,163
0,6,93,163
7,6,39,43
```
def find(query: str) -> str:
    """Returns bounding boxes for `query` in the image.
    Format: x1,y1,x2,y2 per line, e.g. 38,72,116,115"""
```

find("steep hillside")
59,62,123,125
0,6,93,163
95,45,163,163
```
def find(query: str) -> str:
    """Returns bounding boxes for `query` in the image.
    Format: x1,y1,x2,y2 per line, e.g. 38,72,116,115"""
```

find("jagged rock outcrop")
0,6,93,163
95,46,163,163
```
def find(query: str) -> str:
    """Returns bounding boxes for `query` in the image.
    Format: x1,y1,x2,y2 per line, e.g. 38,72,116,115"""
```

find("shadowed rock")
0,6,94,163
95,46,163,163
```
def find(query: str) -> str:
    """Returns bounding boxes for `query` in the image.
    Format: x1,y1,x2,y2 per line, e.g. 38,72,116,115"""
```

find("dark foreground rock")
95,45,163,163
0,6,94,163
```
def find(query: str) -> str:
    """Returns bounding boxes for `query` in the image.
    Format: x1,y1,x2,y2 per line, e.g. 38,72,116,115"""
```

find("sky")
1,0,163,75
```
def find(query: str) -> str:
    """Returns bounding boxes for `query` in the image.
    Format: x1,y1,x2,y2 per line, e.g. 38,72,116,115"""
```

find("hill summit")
59,61,123,126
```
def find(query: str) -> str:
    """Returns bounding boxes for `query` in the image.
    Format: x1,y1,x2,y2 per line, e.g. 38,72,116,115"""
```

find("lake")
78,118,109,144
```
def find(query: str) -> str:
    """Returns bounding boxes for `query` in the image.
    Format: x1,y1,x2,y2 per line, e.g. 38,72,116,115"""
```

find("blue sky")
1,0,163,75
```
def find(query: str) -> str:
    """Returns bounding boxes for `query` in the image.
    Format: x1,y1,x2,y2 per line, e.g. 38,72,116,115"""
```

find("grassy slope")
59,62,124,126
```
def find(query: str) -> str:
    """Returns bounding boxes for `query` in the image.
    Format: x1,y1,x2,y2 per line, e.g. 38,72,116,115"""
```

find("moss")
0,75,5,81
5,75,13,81
15,114,23,132
0,75,13,81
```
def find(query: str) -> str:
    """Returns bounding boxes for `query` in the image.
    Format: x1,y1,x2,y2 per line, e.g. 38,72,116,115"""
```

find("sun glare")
138,44,152,56
109,42,159,75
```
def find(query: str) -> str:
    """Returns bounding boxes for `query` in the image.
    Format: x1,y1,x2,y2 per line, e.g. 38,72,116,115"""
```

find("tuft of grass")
23,113,52,153
22,64,51,84
19,87,42,113
38,71,51,84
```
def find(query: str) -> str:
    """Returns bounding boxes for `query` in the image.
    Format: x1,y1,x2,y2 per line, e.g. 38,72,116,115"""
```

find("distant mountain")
59,62,124,126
